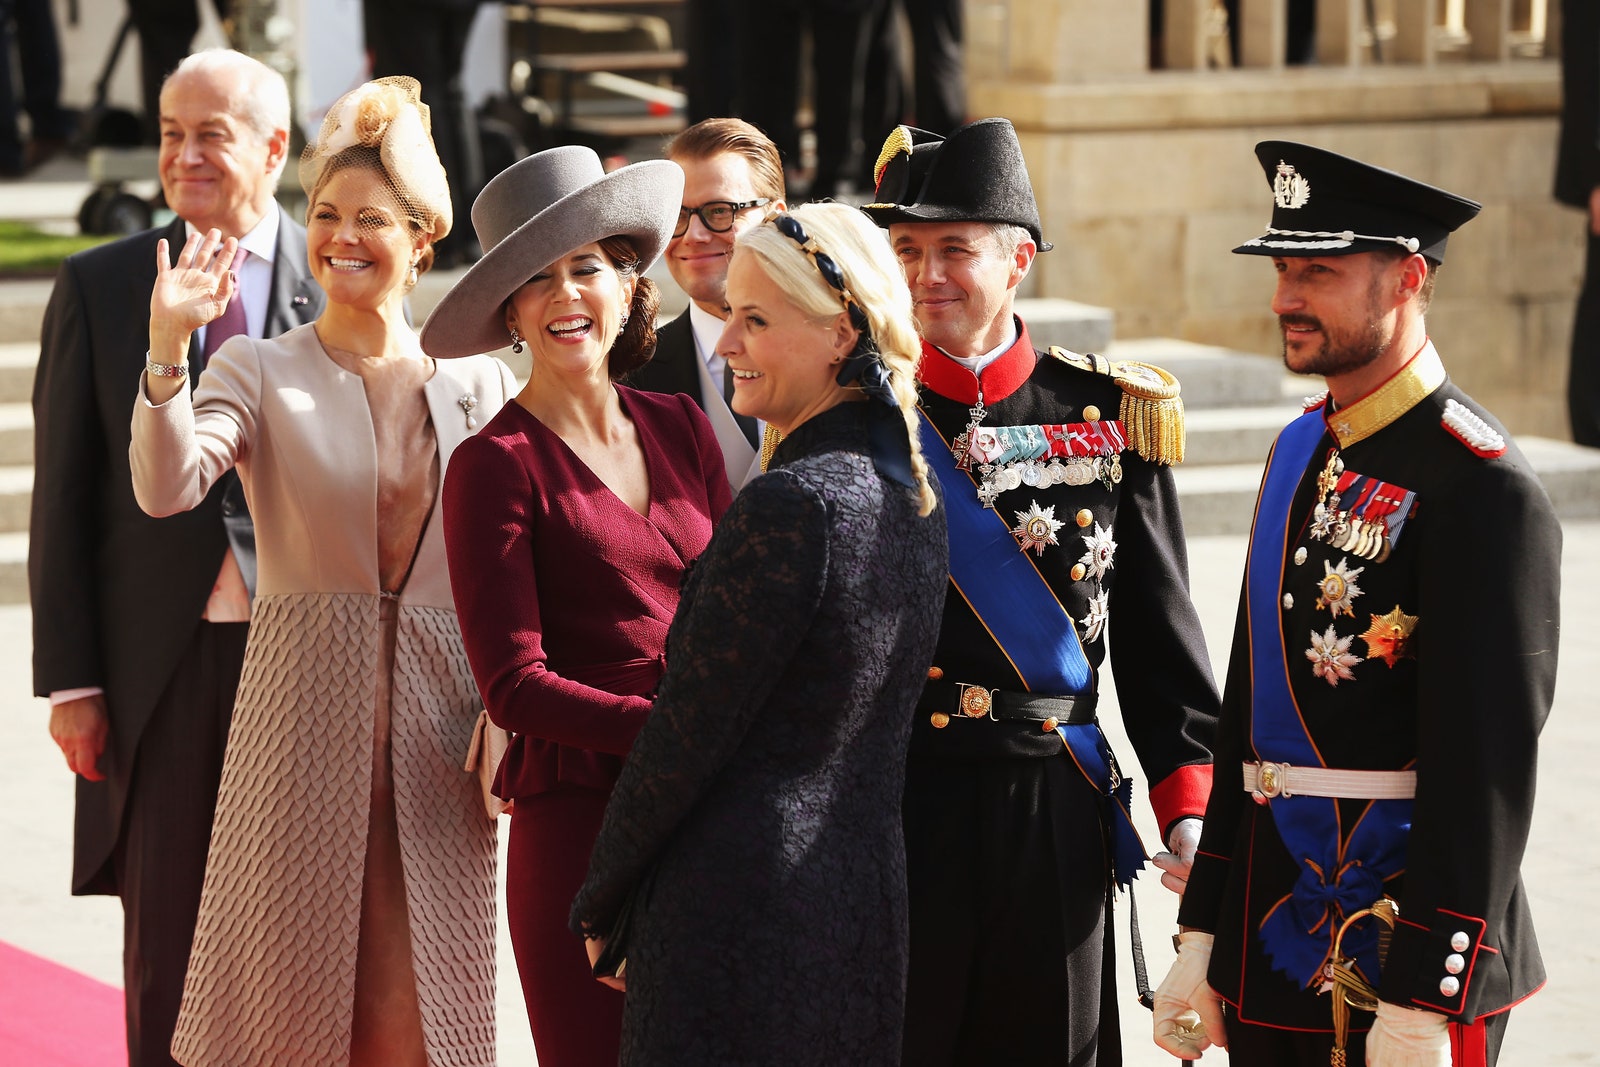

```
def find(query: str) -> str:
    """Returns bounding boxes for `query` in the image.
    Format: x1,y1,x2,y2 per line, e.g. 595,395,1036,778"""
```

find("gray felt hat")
420,146,684,358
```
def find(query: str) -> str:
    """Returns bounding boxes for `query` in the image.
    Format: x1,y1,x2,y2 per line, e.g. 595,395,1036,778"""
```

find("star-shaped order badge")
1306,624,1362,686
1078,522,1117,580
1080,589,1110,643
1315,557,1364,617
1359,606,1419,667
1012,501,1065,556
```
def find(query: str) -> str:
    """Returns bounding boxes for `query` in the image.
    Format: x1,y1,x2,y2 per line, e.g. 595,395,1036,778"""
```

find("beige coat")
132,322,516,1067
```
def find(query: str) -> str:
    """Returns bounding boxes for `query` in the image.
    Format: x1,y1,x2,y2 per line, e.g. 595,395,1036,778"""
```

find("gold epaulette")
1049,347,1186,465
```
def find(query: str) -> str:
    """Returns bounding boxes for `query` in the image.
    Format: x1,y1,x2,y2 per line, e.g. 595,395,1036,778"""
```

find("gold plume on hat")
874,126,916,190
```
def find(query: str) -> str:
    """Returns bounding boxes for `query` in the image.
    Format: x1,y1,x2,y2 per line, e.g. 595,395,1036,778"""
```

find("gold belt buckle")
1254,760,1290,802
957,683,994,719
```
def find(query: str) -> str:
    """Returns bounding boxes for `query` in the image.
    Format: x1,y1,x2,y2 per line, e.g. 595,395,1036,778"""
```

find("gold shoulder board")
1049,347,1186,465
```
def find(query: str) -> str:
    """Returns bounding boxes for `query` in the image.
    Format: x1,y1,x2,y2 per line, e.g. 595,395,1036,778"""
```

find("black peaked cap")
862,118,1052,251
1235,141,1481,262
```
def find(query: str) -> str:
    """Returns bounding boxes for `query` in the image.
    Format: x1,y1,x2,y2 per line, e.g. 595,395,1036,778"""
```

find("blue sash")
918,408,1145,886
1247,410,1413,988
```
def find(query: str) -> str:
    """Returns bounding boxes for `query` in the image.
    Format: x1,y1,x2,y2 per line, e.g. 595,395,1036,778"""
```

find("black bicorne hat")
862,118,1052,251
1234,141,1481,263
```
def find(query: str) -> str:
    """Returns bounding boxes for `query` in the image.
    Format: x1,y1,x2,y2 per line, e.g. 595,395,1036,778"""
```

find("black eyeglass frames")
673,198,771,238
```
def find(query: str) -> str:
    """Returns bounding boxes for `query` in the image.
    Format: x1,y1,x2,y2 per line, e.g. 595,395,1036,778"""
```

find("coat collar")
916,317,1037,406
1322,340,1445,449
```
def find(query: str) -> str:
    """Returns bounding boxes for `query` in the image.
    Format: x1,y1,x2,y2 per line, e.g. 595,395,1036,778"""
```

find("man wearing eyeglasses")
628,118,786,488
863,118,1220,1066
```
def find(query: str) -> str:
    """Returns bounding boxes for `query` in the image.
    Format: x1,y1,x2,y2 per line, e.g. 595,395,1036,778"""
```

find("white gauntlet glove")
1365,1001,1450,1067
1153,930,1228,1059
1151,817,1203,895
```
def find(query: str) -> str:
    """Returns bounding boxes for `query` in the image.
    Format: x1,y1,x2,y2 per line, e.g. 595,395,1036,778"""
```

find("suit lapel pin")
459,393,478,430
292,295,309,307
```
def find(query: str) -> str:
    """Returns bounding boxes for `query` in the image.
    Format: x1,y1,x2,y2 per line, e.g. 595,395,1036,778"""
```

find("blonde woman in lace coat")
130,78,513,1067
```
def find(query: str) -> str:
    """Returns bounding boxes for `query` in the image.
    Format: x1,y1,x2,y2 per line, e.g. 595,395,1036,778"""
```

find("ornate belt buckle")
1254,760,1290,803
957,684,994,719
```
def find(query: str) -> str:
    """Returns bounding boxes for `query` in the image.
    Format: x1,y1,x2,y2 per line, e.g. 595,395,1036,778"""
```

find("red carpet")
0,940,126,1066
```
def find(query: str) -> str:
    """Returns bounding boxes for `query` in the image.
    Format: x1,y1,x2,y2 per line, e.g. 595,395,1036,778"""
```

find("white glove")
1153,930,1228,1059
1151,817,1203,895
1365,1001,1450,1067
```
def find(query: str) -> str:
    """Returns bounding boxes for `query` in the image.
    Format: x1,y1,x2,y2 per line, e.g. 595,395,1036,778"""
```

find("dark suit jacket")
30,213,323,895
1556,0,1600,207
626,308,707,408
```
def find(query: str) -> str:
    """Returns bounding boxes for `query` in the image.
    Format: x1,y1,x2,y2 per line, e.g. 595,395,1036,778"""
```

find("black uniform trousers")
902,754,1119,1066
1571,228,1600,447
112,620,246,1067
735,0,880,195
862,0,964,140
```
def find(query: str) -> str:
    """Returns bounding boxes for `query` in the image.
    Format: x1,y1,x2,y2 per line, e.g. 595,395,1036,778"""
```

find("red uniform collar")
917,318,1038,406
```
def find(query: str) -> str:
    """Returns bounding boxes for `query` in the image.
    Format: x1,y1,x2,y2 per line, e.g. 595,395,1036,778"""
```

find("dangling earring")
509,325,524,354
619,312,630,329
407,262,419,287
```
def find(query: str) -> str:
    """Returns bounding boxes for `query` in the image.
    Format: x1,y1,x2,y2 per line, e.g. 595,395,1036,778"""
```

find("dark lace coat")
570,401,948,1066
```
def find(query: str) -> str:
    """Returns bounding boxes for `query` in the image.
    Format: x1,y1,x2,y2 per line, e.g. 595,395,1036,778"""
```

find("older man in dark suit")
627,118,785,488
30,48,323,1067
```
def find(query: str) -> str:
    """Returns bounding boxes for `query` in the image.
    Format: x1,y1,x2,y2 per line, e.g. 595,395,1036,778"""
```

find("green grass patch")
0,220,113,277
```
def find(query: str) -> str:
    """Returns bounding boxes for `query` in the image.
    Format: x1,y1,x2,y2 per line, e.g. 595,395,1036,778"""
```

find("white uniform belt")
1242,761,1416,800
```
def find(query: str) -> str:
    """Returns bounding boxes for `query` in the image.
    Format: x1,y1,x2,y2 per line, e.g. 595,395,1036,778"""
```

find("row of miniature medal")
952,396,1127,508
1297,443,1420,687
951,393,1119,643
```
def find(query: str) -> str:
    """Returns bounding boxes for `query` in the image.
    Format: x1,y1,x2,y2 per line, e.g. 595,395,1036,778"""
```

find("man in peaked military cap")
1153,142,1562,1067
863,118,1221,1065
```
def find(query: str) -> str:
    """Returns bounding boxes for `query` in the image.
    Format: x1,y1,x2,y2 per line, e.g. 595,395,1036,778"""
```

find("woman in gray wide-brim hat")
429,145,733,1067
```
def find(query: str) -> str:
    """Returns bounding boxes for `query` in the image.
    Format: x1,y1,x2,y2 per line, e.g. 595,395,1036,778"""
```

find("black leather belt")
920,678,1097,731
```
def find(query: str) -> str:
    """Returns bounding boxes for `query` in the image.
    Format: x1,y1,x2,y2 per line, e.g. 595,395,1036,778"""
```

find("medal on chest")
1292,455,1423,686
966,417,1127,509
1308,451,1418,562
950,391,988,470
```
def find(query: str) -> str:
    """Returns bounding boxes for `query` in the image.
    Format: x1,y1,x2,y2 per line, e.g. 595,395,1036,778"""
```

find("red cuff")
1149,763,1213,832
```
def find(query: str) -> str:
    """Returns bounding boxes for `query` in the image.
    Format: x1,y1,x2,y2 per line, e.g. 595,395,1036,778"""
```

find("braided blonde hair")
736,202,936,516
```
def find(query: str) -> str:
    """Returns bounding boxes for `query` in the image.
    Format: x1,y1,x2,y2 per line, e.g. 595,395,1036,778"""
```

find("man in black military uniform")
1154,143,1562,1067
863,118,1221,1066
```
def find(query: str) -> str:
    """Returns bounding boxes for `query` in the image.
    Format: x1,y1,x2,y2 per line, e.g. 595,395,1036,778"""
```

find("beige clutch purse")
464,710,512,818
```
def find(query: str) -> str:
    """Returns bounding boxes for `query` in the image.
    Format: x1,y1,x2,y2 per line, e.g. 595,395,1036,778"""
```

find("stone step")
0,281,52,347
1013,298,1115,356
0,344,37,406
1105,336,1289,409
1173,436,1600,536
0,531,28,604
1184,403,1301,466
0,404,33,464
0,466,33,536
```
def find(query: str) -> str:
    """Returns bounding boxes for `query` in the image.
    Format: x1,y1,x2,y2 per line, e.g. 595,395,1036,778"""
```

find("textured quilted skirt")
170,593,497,1067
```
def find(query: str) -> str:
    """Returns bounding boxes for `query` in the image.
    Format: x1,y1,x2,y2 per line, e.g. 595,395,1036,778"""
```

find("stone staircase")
2,274,1599,604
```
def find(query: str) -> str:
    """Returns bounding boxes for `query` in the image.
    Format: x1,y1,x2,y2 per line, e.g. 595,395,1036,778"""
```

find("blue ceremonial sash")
1247,410,1413,988
918,408,1145,886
